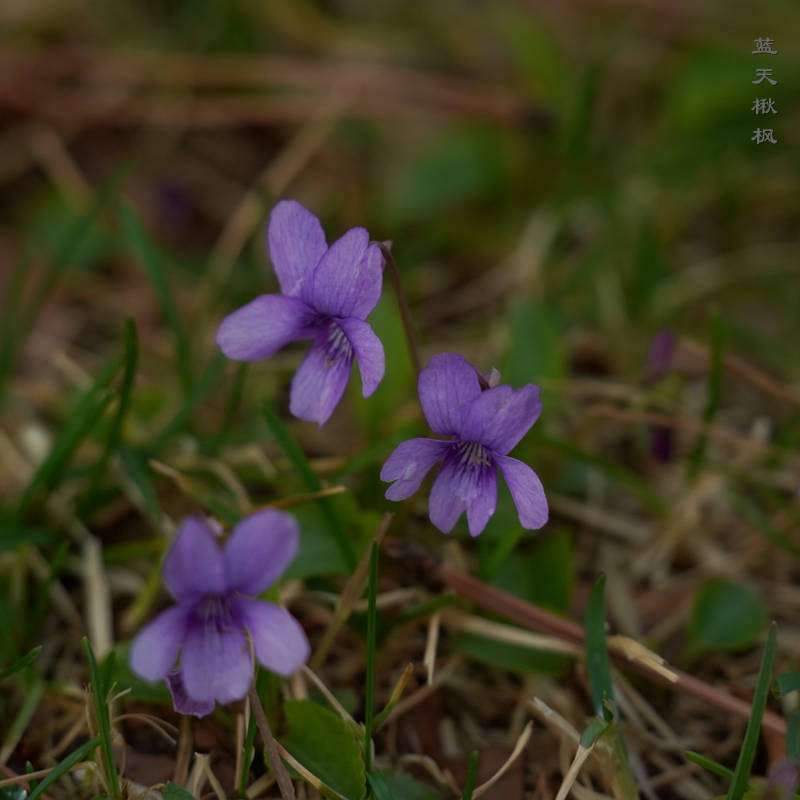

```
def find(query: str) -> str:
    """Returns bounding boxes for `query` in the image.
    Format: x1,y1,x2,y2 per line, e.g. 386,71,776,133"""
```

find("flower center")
454,440,492,468
194,593,236,633
322,321,353,367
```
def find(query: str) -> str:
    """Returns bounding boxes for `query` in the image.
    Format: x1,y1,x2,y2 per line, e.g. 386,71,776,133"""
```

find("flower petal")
181,625,253,704
466,467,497,537
163,517,226,601
130,605,190,681
303,229,383,319
380,438,448,501
461,384,541,454
216,294,314,362
418,354,482,436
496,455,548,530
267,200,327,297
236,598,310,676
289,338,352,425
166,669,214,718
337,317,385,397
224,509,299,596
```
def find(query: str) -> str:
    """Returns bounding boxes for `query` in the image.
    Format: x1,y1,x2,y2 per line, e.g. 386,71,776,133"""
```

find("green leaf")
281,699,366,800
726,623,777,800
363,543,379,773
367,772,440,800
162,784,195,800
120,203,192,395
29,737,101,799
0,646,42,683
787,711,800,762
585,575,614,716
689,579,768,653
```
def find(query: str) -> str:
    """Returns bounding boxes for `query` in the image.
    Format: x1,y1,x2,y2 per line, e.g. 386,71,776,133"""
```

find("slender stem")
380,242,421,377
248,685,296,800
363,542,379,773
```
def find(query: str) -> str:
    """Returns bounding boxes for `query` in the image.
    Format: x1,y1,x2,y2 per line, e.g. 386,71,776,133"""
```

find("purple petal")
267,200,327,297
163,518,226,601
181,625,253,704
496,455,548,530
289,338,352,425
224,509,299,596
130,605,189,681
236,598,310,676
466,468,497,537
380,438,448,501
216,294,314,362
418,354,482,436
462,385,541,455
429,457,497,535
337,317,385,397
166,669,214,718
303,229,383,319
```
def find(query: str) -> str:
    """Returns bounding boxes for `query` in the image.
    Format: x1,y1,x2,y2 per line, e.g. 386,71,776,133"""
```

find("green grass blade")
120,202,192,395
80,318,139,514
461,751,479,800
585,574,614,716
0,645,42,683
262,403,356,569
152,353,225,451
28,736,101,800
363,542,379,774
82,637,121,798
685,750,735,781
18,356,121,515
238,704,258,796
726,623,778,800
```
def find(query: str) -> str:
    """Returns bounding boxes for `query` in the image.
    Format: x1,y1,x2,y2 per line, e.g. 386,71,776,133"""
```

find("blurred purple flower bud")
645,329,677,383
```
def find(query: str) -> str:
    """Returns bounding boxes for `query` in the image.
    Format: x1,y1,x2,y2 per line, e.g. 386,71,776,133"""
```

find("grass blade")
461,751,479,800
0,645,42,683
262,403,356,569
584,574,613,716
82,637,121,798
80,318,139,514
18,356,121,516
726,622,778,800
363,542,379,774
28,736,101,800
685,750,735,781
120,201,192,395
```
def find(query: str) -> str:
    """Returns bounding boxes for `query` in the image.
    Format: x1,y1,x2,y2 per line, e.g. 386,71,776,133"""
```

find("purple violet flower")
130,510,310,718
216,200,385,425
381,353,548,536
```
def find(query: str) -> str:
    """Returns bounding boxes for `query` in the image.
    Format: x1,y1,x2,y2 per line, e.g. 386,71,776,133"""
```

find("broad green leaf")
367,772,440,800
0,787,28,799
281,699,366,800
777,672,800,697
689,579,768,653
